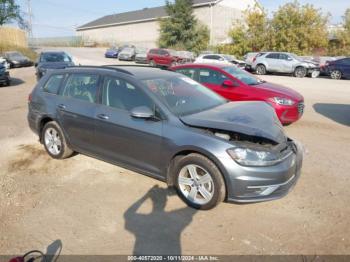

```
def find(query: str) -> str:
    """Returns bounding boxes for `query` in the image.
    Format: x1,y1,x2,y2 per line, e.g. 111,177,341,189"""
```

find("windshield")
142,76,226,116
122,48,134,53
40,53,71,62
136,47,147,53
222,66,263,85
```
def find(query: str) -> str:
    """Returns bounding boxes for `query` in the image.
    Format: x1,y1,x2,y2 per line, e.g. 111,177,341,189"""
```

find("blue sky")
15,0,349,38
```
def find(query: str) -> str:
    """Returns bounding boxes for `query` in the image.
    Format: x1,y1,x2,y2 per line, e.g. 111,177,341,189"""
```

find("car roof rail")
67,65,134,75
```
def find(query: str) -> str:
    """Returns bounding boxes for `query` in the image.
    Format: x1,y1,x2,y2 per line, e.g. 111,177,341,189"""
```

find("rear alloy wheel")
330,70,342,80
256,64,266,75
174,154,226,210
42,121,73,159
294,67,307,78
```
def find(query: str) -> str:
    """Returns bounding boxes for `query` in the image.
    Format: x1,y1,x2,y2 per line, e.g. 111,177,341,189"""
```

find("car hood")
255,82,304,101
106,50,118,54
180,101,286,144
38,62,73,70
136,53,147,58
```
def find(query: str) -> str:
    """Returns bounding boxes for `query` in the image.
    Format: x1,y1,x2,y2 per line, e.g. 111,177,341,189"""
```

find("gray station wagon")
27,66,303,209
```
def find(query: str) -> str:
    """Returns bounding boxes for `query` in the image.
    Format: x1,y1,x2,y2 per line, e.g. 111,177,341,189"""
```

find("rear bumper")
223,140,303,203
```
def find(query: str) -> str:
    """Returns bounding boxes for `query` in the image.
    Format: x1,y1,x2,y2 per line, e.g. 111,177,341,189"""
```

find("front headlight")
227,148,291,166
272,97,295,106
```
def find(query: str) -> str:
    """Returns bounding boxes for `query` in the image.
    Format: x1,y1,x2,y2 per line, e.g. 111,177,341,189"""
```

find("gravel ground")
0,47,349,256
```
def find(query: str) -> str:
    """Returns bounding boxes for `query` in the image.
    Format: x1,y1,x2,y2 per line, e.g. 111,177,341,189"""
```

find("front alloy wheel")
294,67,307,78
178,164,215,206
174,153,226,210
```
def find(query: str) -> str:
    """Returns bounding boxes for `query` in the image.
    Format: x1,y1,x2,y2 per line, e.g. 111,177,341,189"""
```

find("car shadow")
44,239,62,262
3,77,25,87
313,103,350,126
124,185,197,255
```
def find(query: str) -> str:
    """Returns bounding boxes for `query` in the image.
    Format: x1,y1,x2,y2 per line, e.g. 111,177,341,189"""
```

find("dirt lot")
0,48,350,256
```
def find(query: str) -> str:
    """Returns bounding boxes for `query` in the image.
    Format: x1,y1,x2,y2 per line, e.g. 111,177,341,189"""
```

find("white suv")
252,52,320,78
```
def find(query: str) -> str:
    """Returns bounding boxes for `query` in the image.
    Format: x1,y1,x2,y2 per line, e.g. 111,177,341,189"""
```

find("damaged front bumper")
221,140,303,203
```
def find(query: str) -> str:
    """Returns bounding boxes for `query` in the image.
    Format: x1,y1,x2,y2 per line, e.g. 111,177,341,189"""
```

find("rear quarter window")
42,74,65,94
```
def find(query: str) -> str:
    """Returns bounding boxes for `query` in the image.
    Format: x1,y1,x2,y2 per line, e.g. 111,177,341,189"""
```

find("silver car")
252,52,320,78
27,66,303,210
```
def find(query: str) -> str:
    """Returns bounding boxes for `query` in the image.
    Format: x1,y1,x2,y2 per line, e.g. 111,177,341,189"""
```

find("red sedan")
171,63,304,125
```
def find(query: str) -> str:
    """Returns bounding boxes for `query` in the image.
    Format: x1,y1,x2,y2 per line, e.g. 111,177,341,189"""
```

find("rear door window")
43,74,65,94
175,68,197,79
61,73,99,103
198,68,228,85
266,53,279,59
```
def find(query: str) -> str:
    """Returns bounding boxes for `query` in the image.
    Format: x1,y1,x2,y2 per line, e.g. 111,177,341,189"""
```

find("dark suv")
0,63,10,86
28,66,303,209
147,48,181,67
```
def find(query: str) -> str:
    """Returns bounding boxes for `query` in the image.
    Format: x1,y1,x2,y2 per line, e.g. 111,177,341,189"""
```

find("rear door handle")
58,104,66,110
97,114,109,120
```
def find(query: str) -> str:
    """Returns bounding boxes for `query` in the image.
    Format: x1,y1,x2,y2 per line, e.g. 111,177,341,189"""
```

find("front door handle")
97,114,109,120
58,104,66,110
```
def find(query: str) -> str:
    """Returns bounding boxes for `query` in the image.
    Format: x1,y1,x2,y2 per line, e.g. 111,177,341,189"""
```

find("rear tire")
174,153,226,210
256,64,266,75
149,60,156,67
330,70,342,80
42,121,74,159
294,67,307,78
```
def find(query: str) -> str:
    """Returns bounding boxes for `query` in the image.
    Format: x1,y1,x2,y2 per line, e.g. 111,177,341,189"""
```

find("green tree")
328,9,350,56
0,0,25,27
224,5,271,57
270,1,329,55
158,0,209,53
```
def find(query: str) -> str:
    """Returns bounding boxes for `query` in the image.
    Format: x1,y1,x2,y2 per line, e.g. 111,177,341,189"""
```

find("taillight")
253,56,257,63
28,93,32,102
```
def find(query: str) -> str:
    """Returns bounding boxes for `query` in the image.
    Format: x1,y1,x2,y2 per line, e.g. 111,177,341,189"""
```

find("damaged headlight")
227,147,292,166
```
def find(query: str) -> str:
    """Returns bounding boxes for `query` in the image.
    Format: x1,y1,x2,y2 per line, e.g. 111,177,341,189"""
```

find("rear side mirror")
222,80,238,88
130,106,155,119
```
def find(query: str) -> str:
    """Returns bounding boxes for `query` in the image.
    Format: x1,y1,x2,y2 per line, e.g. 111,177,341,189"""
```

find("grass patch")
0,44,38,61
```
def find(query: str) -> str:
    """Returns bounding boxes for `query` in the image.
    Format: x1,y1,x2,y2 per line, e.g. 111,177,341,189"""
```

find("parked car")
0,56,10,69
0,63,10,86
35,51,74,81
195,54,246,69
176,51,196,63
118,47,136,61
27,66,303,210
3,51,33,68
323,57,350,80
147,48,181,67
105,46,120,58
135,47,149,64
252,52,319,78
243,52,265,71
171,63,305,125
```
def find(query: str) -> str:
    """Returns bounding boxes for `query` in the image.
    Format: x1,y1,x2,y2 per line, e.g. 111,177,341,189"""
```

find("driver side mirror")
222,79,238,88
130,106,156,120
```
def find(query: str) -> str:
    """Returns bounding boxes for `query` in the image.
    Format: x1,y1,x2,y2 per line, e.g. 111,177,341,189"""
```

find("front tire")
294,67,307,78
330,70,342,80
174,154,226,210
42,121,74,159
256,64,266,75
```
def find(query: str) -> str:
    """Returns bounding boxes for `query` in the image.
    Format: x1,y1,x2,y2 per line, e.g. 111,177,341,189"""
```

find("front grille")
298,102,304,114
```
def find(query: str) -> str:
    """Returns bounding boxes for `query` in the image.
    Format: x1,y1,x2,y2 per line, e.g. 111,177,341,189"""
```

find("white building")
76,0,257,47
